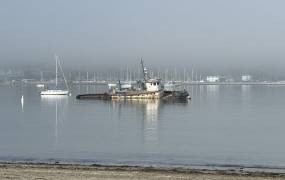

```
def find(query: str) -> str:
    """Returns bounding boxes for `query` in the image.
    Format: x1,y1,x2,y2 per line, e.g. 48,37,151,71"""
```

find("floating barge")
76,90,190,100
76,60,190,101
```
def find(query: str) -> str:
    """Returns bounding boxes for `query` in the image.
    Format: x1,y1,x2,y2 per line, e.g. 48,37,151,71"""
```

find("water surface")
1,84,285,169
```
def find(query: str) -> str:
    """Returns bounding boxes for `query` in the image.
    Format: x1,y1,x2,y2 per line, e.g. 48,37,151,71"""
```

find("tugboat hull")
110,91,162,100
76,91,190,100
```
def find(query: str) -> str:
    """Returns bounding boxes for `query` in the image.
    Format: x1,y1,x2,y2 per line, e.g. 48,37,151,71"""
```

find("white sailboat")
41,55,69,96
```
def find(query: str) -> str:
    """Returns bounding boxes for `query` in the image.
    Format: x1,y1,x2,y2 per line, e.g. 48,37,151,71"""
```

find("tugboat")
76,60,190,100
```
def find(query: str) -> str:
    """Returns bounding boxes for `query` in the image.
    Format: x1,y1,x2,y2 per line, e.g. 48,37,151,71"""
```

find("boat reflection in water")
110,99,188,153
110,99,159,153
41,95,69,145
143,100,159,152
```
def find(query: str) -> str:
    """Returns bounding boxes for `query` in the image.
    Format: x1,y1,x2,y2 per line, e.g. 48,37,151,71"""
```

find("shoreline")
4,80,285,86
1,162,285,179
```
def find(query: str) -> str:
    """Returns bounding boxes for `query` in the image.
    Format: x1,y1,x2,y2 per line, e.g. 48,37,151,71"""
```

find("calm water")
1,84,285,168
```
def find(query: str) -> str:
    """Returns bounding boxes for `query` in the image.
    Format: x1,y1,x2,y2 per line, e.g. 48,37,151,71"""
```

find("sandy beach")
0,163,284,180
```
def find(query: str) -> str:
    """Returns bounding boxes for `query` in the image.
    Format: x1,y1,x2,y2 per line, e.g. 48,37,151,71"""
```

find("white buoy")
21,95,24,110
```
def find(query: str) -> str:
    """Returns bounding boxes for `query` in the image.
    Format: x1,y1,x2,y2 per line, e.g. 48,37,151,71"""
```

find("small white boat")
41,90,69,95
36,84,45,88
121,82,132,89
108,82,133,90
41,55,69,96
108,83,117,89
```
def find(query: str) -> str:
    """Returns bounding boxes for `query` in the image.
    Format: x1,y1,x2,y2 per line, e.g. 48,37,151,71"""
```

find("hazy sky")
1,0,285,73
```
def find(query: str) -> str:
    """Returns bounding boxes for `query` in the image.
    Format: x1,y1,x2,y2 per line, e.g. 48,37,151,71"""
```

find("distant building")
206,76,220,82
241,75,252,82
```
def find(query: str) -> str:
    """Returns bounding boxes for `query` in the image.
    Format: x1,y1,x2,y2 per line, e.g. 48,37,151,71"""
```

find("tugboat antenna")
140,58,149,81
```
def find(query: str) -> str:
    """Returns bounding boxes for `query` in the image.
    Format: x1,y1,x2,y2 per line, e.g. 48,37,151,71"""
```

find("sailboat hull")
41,90,69,95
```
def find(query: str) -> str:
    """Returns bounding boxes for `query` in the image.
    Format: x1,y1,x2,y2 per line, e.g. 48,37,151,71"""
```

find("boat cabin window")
149,82,160,86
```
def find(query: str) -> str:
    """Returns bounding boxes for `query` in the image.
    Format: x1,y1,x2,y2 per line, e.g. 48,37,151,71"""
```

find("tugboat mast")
140,58,150,81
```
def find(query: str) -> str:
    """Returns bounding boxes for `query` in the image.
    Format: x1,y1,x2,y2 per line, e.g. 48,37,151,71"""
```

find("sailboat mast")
55,55,58,88
57,57,70,91
40,71,43,82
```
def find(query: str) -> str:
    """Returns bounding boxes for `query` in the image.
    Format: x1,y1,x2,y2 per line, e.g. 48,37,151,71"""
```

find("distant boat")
108,83,117,89
36,84,45,88
120,81,133,89
108,81,134,90
41,55,69,96
41,89,69,95
37,72,45,88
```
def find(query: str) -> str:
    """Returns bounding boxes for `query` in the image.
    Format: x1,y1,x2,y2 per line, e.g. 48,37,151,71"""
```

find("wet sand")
0,163,285,180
